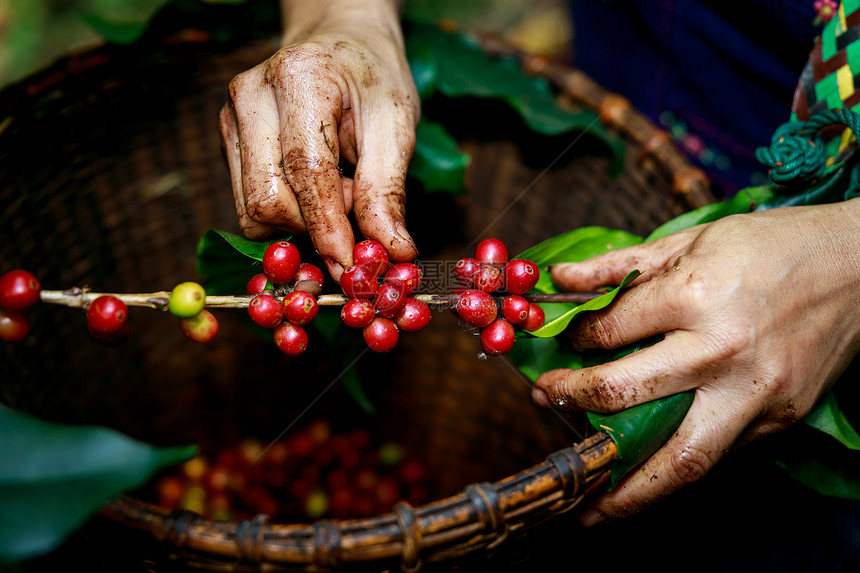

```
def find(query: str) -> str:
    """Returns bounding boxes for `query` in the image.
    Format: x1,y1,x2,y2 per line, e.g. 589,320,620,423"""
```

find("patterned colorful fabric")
793,0,860,120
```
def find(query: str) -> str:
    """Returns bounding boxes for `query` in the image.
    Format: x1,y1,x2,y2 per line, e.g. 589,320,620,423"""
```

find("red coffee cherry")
282,290,319,325
523,303,546,331
353,239,389,277
474,238,508,266
0,270,41,312
247,294,284,328
290,263,324,288
454,258,480,286
263,241,301,285
86,295,128,335
374,283,407,319
89,320,131,347
480,318,515,356
503,259,540,295
474,264,502,293
456,289,497,328
341,299,375,328
395,297,431,332
273,322,308,355
363,317,399,352
501,295,530,324
340,265,379,299
246,273,270,296
384,263,423,296
179,309,219,343
0,310,31,342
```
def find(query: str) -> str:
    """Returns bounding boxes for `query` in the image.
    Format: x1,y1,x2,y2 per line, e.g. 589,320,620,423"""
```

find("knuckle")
227,70,253,103
237,215,270,240
283,149,338,181
668,444,714,485
677,276,710,318
589,371,635,411
579,314,623,349
245,192,278,223
708,321,755,363
548,377,577,410
598,487,651,519
266,47,340,94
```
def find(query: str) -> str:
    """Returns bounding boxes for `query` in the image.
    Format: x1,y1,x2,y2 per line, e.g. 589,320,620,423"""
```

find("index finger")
271,53,354,281
567,253,707,351
550,225,701,291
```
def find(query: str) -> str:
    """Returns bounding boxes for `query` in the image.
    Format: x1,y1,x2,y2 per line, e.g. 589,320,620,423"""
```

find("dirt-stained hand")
220,1,419,282
532,200,860,525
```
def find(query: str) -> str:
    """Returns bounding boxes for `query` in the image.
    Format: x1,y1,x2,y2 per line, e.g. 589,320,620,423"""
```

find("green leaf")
587,391,694,487
527,270,640,338
0,407,195,562
205,229,287,262
404,22,624,168
771,423,860,499
339,365,376,416
77,12,151,45
517,227,643,295
645,185,777,242
409,119,470,193
406,39,437,100
775,455,860,499
195,229,291,295
803,391,860,450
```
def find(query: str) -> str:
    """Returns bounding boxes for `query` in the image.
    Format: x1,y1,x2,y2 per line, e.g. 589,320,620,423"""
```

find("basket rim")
102,433,616,569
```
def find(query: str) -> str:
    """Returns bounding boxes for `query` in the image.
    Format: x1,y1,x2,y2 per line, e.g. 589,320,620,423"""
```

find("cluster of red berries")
154,419,430,522
452,238,545,356
245,240,324,356
339,239,430,353
0,270,41,342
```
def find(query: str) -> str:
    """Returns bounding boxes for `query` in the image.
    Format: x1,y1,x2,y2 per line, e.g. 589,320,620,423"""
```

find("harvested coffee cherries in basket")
152,419,431,522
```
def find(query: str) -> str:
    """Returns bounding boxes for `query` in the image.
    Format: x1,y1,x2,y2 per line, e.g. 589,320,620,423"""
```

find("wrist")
280,0,403,46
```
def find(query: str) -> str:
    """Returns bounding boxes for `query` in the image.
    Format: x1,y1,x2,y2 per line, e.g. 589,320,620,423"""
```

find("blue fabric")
570,0,821,196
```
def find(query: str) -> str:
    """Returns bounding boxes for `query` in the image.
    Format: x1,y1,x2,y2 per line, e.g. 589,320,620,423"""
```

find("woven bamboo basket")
0,24,716,573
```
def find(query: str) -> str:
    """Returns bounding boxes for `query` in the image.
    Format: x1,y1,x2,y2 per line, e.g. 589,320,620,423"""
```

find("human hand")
532,200,860,524
219,0,419,282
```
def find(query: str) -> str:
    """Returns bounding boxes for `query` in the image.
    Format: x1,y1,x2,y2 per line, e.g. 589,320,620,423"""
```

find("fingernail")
324,256,348,282
395,222,418,254
578,508,607,528
531,387,550,407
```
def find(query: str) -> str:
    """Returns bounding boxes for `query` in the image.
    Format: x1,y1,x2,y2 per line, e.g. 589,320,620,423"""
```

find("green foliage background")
0,0,572,88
